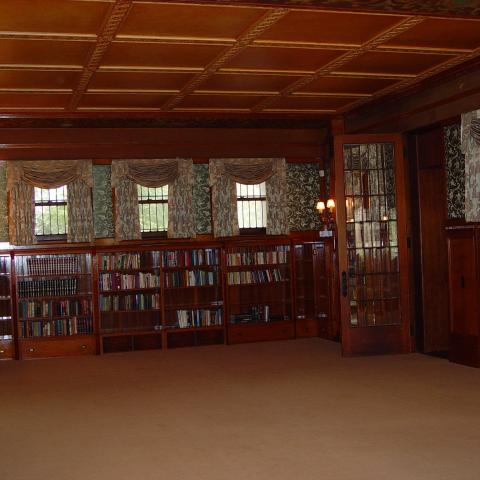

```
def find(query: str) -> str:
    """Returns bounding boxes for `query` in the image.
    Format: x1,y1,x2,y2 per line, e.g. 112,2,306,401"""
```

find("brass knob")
0,349,5,354
80,344,87,349
28,347,35,352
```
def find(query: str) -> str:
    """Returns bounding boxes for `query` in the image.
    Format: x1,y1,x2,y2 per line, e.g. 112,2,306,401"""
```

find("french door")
334,134,411,355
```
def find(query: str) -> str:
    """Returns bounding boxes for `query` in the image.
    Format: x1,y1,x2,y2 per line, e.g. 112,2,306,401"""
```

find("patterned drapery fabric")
209,158,289,237
6,160,93,245
461,110,480,222
111,158,195,240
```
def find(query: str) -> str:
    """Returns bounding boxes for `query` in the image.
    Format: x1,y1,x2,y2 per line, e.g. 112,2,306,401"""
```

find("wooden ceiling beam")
251,15,425,112
161,8,290,111
67,0,134,111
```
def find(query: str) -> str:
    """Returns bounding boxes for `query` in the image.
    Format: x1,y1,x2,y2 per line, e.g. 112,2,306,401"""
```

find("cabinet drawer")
228,321,294,344
21,336,97,359
0,339,14,360
295,319,320,338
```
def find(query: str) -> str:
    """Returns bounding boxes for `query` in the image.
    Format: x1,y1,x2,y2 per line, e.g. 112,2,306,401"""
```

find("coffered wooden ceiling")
1,0,480,117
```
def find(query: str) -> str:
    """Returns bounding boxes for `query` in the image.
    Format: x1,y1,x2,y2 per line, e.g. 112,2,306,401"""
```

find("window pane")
34,186,68,236
236,182,266,229
137,185,168,232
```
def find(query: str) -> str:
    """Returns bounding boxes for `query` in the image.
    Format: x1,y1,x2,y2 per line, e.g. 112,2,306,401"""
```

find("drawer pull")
0,349,5,354
28,347,35,353
80,344,87,350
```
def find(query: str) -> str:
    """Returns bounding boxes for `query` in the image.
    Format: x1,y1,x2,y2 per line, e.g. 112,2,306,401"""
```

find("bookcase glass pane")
15,253,93,338
0,255,12,339
343,143,400,327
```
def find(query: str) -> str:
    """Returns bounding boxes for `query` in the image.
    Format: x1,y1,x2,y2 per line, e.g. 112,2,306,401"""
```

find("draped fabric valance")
461,110,480,222
111,158,195,241
6,160,94,245
6,160,93,191
209,158,289,237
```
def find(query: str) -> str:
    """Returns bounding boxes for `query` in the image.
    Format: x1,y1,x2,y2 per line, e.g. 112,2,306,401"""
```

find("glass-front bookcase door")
335,134,411,356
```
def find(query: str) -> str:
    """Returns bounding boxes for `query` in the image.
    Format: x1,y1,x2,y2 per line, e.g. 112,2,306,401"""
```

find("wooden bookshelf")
15,252,96,359
225,241,294,344
0,254,14,360
1,235,335,358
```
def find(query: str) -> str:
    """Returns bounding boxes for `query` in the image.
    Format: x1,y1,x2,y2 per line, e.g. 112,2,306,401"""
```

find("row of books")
99,293,161,312
100,252,161,271
17,278,79,298
21,316,93,337
161,249,220,267
173,309,223,328
18,299,91,319
0,257,9,275
99,272,161,292
230,306,289,324
19,255,81,276
226,246,290,266
227,269,285,285
164,270,218,288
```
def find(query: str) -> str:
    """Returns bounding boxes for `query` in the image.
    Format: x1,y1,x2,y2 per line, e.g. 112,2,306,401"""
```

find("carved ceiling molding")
68,0,134,111
145,0,480,17
161,8,290,111
340,45,480,113
252,15,425,112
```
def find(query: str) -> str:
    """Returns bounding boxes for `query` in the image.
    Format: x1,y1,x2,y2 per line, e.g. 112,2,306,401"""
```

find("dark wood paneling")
0,127,326,159
415,128,449,352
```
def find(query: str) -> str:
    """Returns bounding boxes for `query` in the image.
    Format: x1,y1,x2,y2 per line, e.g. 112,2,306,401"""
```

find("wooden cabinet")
447,227,480,367
293,241,337,340
0,254,14,360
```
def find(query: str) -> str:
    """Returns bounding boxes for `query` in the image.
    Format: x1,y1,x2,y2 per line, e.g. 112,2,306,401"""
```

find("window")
34,186,68,238
236,182,266,232
138,185,168,234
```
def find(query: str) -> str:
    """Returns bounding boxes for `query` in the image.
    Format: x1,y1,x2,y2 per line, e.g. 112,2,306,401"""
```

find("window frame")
236,182,267,235
137,184,169,238
34,186,68,242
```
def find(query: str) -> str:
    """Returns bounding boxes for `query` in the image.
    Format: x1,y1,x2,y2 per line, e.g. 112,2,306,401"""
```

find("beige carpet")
1,338,480,480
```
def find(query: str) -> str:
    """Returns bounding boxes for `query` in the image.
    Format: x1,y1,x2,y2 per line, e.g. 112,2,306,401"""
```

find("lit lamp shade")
316,201,326,213
326,199,335,210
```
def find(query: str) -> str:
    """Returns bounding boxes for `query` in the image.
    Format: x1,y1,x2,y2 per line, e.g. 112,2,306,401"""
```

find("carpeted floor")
1,338,480,480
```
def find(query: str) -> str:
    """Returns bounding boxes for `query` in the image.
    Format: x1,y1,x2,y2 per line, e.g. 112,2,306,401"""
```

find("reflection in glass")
343,143,400,327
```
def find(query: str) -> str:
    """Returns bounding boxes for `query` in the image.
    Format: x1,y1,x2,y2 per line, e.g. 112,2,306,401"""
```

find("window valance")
6,160,93,191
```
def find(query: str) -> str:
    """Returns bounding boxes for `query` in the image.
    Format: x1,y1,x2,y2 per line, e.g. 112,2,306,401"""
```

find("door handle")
341,271,348,297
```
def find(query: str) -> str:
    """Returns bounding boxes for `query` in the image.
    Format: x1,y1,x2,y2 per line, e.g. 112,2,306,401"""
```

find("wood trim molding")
68,0,134,111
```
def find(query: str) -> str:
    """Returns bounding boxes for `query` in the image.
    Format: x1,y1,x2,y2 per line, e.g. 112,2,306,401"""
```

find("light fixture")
317,197,336,231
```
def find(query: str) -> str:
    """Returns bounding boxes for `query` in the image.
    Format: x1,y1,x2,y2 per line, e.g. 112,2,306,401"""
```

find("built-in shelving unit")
0,254,14,360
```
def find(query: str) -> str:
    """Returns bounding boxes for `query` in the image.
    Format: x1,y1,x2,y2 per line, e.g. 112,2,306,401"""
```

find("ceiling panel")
0,70,79,90
176,94,266,110
0,0,111,36
298,76,400,94
79,93,173,109
0,39,94,67
225,46,346,73
117,4,266,40
269,95,358,110
103,42,226,69
0,92,69,108
336,51,456,76
256,10,406,46
383,18,480,51
199,73,301,93
89,71,194,91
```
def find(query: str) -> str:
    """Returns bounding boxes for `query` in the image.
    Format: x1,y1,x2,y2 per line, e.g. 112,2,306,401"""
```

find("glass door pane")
343,142,400,327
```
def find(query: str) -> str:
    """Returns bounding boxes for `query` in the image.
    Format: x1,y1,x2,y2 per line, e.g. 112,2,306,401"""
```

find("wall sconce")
316,198,336,231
